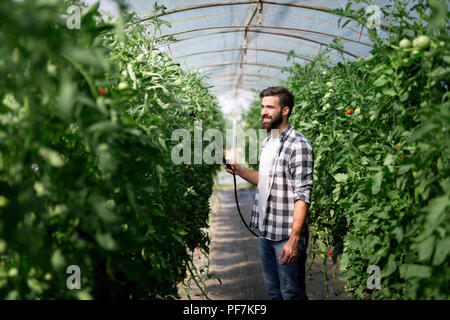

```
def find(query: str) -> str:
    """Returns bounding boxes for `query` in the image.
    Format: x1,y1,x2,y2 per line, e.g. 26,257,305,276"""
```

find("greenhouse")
0,0,448,304
128,0,391,113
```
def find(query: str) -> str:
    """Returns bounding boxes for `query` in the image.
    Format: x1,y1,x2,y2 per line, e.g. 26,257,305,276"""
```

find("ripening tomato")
98,88,107,96
345,108,354,115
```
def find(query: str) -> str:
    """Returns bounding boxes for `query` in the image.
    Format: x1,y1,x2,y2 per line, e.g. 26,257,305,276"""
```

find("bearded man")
223,86,314,300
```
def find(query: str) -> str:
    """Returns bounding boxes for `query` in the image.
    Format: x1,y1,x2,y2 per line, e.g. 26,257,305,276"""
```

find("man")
223,86,314,300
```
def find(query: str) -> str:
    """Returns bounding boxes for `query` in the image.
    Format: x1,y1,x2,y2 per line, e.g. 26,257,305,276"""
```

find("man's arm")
279,140,314,265
290,200,309,241
279,200,308,265
222,161,259,187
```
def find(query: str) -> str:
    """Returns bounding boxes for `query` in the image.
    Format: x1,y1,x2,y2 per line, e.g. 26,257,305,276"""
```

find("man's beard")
261,112,283,130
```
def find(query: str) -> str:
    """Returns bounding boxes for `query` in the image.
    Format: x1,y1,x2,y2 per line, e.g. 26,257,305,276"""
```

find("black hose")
230,167,258,238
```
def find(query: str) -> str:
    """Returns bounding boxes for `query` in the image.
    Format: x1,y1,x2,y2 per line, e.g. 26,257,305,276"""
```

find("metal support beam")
257,1,263,26
138,1,329,21
358,25,364,42
137,1,389,31
235,2,261,98
198,62,283,71
158,25,373,47
160,29,360,58
173,47,316,63
210,73,284,81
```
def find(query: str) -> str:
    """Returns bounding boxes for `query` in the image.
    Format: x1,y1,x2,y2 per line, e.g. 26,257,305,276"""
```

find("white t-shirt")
258,133,280,232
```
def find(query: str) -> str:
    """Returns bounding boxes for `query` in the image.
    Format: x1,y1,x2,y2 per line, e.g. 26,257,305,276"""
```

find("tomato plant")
244,0,449,299
0,1,224,299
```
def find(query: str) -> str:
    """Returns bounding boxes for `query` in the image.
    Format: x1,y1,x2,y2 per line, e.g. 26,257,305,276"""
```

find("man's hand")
279,237,300,265
221,158,259,187
220,158,241,176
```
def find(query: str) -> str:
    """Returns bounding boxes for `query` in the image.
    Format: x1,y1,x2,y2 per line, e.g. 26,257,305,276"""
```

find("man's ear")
282,106,289,117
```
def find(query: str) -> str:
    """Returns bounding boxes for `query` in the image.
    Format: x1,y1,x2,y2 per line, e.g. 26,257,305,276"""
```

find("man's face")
261,96,285,130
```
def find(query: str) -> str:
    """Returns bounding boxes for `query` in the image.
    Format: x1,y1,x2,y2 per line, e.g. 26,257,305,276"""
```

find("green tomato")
118,82,129,90
0,239,6,253
413,35,430,50
399,38,410,48
46,63,57,76
326,81,333,87
0,195,9,207
8,268,18,277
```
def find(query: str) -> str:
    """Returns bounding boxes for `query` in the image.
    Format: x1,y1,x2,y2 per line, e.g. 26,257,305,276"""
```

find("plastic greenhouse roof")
122,0,392,113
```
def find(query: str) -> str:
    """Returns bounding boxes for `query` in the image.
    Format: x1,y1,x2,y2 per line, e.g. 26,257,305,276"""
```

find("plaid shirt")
249,124,314,241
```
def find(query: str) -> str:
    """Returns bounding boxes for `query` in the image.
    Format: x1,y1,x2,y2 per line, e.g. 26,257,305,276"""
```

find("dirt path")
179,178,351,300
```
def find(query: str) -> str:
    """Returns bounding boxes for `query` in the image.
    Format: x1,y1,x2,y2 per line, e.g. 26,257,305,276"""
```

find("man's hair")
260,86,294,118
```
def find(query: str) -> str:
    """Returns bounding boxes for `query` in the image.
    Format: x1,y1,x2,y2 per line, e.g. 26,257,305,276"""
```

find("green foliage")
244,0,449,299
0,1,224,299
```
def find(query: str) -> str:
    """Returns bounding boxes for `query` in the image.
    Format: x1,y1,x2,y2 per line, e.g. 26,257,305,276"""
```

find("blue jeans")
258,230,309,300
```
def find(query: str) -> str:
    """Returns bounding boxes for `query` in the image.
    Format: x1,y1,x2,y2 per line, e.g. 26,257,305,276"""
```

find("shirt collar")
279,124,293,142
266,124,293,144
